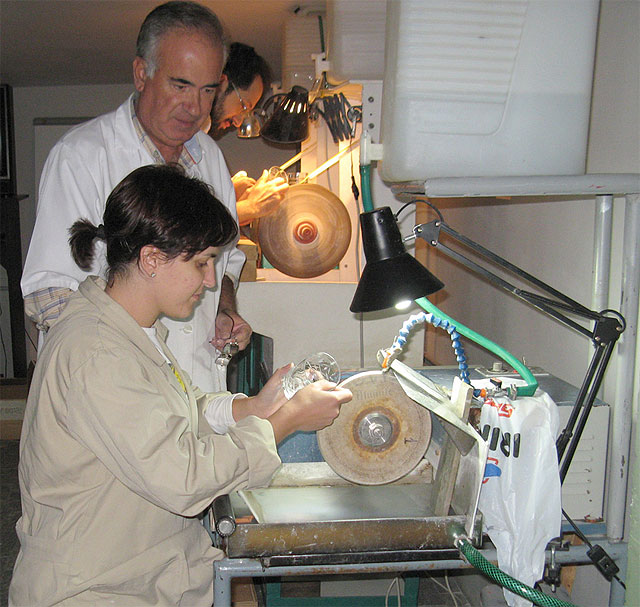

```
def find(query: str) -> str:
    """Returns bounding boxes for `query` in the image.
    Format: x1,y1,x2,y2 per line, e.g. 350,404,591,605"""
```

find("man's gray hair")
136,1,228,76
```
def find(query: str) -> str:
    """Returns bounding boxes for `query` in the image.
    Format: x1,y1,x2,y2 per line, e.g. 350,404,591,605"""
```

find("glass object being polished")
282,352,340,399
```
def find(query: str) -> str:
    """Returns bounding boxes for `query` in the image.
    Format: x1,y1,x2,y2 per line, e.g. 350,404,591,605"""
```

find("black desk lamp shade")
261,86,310,144
350,207,444,313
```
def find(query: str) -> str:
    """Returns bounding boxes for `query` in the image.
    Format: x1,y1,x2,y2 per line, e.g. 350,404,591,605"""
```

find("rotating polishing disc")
255,183,351,279
317,370,432,485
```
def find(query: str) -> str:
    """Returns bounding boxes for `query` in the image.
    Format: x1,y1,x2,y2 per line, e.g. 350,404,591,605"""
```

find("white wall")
236,282,425,371
391,0,639,413
367,2,639,603
12,84,133,364
14,84,133,260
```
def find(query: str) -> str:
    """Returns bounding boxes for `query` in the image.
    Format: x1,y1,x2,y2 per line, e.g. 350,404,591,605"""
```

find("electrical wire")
317,14,325,55
0,301,7,378
394,201,416,222
349,129,365,370
444,572,459,607
384,576,402,607
426,572,459,607
561,509,626,589
394,195,445,223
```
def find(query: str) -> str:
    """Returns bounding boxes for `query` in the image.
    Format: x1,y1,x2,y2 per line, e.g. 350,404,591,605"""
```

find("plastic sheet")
477,381,562,607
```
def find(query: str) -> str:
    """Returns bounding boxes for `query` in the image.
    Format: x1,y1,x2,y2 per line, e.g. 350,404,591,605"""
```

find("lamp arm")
413,219,625,484
430,239,595,339
420,221,593,310
515,292,603,327
415,220,613,335
557,339,617,482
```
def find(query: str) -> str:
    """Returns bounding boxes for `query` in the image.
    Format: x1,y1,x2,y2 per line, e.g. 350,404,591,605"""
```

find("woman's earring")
150,272,156,278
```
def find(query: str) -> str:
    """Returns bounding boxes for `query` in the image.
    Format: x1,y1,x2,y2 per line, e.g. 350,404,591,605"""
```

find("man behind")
208,41,289,225
21,1,253,392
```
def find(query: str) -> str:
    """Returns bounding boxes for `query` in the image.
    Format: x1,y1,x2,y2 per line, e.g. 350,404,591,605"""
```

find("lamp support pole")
414,219,625,483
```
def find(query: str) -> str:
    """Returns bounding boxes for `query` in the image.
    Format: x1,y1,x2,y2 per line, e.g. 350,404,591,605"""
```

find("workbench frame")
212,537,627,606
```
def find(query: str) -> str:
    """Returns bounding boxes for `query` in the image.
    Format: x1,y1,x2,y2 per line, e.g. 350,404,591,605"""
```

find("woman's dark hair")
69,164,238,278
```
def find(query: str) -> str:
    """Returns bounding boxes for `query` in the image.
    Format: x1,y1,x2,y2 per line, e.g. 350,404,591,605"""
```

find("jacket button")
183,324,193,334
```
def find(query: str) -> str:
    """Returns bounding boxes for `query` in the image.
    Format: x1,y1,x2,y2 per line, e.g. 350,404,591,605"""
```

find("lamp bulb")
395,300,412,311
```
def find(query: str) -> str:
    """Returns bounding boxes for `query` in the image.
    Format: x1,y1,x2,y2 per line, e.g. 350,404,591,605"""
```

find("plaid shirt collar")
130,95,202,168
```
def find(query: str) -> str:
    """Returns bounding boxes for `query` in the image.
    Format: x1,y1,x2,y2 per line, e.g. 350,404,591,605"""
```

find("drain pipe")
607,193,640,545
609,194,640,607
590,194,613,401
591,194,613,334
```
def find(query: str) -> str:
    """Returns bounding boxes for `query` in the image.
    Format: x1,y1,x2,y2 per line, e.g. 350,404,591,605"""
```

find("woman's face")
155,246,219,319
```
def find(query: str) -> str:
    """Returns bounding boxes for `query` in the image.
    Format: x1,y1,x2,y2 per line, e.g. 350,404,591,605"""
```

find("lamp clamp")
592,313,625,346
413,219,442,246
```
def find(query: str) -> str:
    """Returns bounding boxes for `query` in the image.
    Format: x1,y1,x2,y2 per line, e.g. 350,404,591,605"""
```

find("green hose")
360,163,374,212
456,537,576,607
416,297,538,397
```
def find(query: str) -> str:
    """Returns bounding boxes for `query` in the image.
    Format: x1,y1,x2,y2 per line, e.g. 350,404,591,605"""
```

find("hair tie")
95,224,106,239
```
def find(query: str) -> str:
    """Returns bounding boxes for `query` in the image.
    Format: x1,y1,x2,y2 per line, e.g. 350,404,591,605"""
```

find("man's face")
133,28,223,159
210,75,264,137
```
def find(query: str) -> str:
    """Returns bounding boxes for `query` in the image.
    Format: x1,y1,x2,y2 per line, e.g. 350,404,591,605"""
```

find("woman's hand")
233,364,292,422
267,380,352,443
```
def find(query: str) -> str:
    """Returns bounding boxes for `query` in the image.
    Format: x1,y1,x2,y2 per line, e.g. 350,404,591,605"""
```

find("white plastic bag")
477,381,562,607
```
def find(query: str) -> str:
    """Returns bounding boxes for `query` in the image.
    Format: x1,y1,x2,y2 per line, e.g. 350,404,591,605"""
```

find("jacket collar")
77,276,168,368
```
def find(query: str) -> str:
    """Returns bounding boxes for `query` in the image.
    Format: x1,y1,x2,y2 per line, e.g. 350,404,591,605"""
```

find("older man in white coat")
20,1,251,392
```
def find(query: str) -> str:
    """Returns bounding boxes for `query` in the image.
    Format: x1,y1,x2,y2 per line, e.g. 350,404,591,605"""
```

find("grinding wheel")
317,371,432,485
254,183,351,279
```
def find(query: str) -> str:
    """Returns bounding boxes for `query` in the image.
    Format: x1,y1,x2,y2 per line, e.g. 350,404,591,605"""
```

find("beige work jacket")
9,277,281,606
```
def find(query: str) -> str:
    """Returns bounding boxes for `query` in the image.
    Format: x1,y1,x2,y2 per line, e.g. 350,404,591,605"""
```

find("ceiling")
0,0,326,87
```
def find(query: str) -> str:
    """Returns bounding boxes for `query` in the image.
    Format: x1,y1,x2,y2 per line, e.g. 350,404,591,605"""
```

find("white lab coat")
21,95,245,392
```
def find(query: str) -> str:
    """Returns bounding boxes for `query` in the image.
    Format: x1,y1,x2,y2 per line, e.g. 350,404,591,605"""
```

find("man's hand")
210,275,252,353
234,169,289,226
231,171,256,200
211,308,252,352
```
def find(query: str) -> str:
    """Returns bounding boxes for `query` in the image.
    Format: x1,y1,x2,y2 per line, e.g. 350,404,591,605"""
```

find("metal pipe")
299,139,359,184
592,195,613,313
609,545,628,607
423,174,640,198
591,195,613,397
607,194,640,544
213,565,232,606
278,142,317,171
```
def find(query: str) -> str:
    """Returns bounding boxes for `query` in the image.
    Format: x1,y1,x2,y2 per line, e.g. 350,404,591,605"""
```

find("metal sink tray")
222,483,482,558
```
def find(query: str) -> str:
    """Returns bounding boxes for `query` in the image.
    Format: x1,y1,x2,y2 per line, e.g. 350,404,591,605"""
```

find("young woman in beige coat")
9,164,352,606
